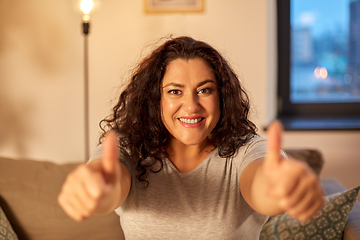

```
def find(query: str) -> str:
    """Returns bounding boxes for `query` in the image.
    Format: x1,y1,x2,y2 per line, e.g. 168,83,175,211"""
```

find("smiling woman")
99,36,257,183
58,36,325,239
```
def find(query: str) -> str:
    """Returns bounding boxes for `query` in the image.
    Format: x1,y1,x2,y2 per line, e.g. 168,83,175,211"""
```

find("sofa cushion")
0,157,124,240
321,178,360,240
0,205,18,240
260,186,360,240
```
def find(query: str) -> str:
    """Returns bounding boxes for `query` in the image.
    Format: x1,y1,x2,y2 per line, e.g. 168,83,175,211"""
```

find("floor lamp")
83,20,90,161
79,0,93,161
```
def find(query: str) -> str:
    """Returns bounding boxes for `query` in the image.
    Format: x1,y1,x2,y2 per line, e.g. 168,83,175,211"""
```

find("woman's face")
160,58,220,147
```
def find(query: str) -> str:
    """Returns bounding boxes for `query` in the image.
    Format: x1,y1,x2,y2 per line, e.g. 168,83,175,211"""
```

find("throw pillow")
260,186,360,240
0,206,18,240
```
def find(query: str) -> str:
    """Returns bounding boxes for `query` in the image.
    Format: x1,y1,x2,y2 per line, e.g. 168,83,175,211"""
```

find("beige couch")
0,150,359,240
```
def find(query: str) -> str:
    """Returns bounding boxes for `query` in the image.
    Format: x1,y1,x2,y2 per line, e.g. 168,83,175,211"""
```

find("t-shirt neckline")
164,148,219,174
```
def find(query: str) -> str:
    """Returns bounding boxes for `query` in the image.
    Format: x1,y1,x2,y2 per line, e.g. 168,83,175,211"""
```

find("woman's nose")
182,93,200,112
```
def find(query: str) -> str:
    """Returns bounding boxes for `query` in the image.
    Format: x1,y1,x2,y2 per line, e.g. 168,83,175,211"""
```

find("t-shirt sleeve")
235,136,287,179
88,144,133,175
88,144,103,163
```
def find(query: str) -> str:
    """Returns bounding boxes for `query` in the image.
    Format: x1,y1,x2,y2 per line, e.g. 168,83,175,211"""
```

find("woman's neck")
165,138,215,173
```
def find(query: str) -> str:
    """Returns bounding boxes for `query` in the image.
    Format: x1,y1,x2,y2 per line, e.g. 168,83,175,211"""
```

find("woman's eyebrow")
162,79,216,88
162,83,184,88
197,79,216,87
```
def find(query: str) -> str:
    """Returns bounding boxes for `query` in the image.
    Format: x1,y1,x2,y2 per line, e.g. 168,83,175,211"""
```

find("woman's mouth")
178,117,204,124
177,117,205,128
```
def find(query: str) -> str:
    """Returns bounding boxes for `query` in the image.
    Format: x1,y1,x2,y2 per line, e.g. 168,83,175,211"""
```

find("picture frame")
144,0,204,13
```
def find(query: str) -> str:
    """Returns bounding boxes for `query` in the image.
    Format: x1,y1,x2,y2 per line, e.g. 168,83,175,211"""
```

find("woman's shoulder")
247,135,266,143
228,135,268,175
234,135,267,162
243,135,267,152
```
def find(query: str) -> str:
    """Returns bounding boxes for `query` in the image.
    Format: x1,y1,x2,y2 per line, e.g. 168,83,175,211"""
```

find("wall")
0,0,84,162
0,0,359,189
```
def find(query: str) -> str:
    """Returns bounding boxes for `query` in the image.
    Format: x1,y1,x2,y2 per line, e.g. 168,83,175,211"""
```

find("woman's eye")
198,88,212,94
168,89,182,95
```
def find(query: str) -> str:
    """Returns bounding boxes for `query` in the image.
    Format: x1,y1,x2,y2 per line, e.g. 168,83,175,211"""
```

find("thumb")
266,120,283,167
102,130,119,178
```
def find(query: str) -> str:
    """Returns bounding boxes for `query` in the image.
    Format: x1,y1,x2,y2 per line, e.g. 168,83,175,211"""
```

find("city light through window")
290,0,360,103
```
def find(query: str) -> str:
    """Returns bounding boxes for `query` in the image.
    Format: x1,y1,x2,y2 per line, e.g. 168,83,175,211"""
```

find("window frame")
276,0,360,130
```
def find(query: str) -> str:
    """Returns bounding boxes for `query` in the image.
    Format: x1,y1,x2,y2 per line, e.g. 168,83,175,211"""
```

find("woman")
58,36,324,239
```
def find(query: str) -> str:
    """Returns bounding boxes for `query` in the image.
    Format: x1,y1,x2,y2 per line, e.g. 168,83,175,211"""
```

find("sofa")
0,149,359,240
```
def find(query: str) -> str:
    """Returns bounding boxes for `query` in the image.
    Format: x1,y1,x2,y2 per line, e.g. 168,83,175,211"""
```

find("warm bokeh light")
80,0,93,15
314,67,328,79
314,67,321,78
320,67,328,79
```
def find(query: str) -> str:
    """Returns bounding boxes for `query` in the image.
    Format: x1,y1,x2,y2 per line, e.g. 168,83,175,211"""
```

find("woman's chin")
176,136,209,147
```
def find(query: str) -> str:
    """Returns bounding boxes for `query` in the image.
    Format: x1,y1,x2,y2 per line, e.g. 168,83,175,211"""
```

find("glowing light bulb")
81,0,93,15
73,0,100,24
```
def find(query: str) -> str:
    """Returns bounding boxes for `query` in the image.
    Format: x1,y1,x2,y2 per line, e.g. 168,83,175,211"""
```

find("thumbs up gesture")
264,121,325,221
58,131,129,221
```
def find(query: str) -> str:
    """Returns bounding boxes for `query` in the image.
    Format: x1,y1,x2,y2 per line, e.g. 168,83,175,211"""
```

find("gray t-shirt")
91,136,269,239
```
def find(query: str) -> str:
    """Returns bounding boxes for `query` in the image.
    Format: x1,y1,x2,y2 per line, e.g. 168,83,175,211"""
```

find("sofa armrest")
321,178,360,240
0,157,125,240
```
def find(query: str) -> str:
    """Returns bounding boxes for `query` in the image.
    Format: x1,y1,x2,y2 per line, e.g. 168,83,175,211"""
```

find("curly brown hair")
100,36,257,185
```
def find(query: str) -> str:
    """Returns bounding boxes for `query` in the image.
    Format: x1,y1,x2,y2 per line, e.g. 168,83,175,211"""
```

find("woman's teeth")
179,118,203,124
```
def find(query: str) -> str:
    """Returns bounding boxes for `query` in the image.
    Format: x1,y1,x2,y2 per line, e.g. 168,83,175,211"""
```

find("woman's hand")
58,131,129,221
263,121,325,221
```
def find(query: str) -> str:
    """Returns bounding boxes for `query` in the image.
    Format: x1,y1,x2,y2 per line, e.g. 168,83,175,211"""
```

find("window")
277,0,360,130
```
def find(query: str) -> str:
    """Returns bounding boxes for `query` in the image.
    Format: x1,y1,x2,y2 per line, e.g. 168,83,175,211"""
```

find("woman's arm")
240,122,324,221
58,131,131,221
